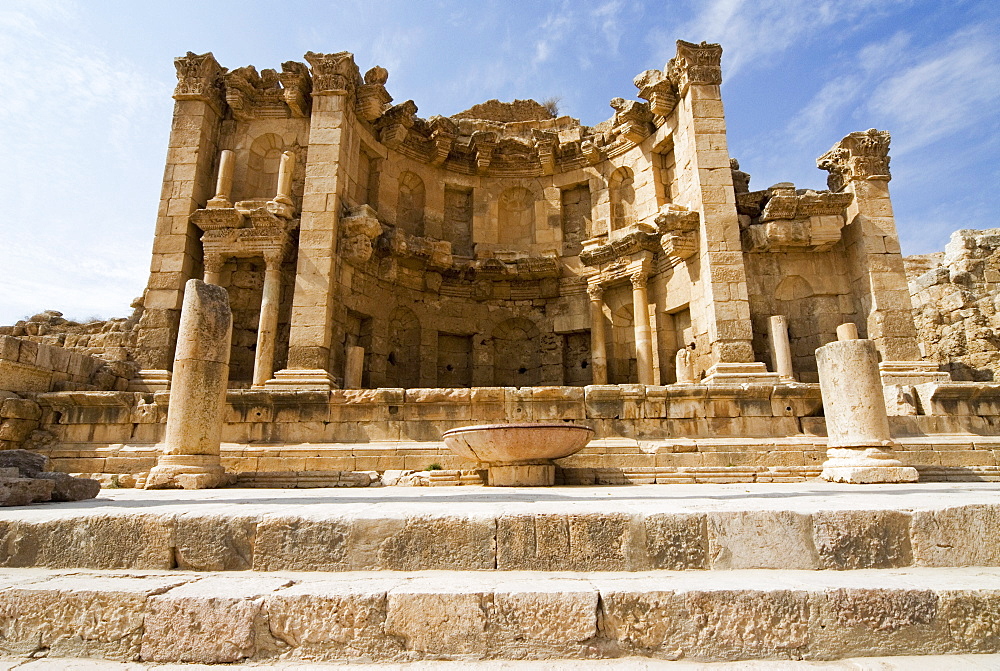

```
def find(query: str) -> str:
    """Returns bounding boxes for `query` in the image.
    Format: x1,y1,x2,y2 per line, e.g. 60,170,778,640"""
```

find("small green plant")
425,463,443,471
106,475,121,489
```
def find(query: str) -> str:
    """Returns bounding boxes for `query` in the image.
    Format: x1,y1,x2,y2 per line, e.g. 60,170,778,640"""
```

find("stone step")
3,654,1000,669
0,567,998,664
0,484,998,572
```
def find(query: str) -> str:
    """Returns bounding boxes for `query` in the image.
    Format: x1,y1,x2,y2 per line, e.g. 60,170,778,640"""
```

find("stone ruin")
0,38,999,669
1,39,999,488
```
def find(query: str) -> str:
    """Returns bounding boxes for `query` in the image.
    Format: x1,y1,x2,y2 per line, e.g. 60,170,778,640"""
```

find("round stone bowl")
442,422,595,486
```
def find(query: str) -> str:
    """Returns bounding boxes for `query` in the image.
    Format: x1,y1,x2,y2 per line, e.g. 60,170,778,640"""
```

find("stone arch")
497,186,535,248
240,133,285,200
397,171,425,236
609,166,636,231
493,317,540,386
385,306,421,388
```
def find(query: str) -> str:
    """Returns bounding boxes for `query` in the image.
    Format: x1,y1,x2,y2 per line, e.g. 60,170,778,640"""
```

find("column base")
820,446,919,484
263,369,339,391
487,462,555,487
145,455,233,490
128,370,171,392
703,362,781,385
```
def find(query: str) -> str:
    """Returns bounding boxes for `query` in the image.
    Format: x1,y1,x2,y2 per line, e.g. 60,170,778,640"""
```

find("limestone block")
265,577,403,660
939,591,1000,652
0,449,48,476
384,587,486,654
496,513,635,571
33,472,100,502
141,576,292,663
253,514,351,571
911,505,1000,566
174,513,257,571
489,580,600,654
812,510,913,569
0,477,53,506
0,574,189,660
707,510,819,569
374,514,495,571
644,513,708,569
0,398,41,421
0,514,174,569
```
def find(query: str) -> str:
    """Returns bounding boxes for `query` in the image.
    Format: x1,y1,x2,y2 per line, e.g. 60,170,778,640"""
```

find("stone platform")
0,483,998,665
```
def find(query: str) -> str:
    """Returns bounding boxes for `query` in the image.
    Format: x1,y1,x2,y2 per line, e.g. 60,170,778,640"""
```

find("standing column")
631,270,655,385
587,284,608,385
252,252,284,387
273,150,295,205
768,315,794,380
816,334,917,484
207,149,235,208
146,279,233,490
203,254,224,285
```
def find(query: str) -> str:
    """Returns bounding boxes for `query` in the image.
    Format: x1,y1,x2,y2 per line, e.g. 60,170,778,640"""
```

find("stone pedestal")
146,280,233,490
487,462,555,487
816,338,917,484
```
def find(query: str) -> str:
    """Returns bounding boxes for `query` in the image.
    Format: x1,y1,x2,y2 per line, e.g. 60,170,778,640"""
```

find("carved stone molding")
817,128,892,192
339,205,383,266
376,100,418,149
668,40,723,95
633,69,678,117
610,98,653,144
356,65,392,122
173,52,225,113
279,61,312,118
304,51,360,97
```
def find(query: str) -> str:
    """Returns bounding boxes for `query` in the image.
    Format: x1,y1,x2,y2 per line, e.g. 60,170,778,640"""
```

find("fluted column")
252,251,284,387
631,270,655,385
203,253,225,285
587,284,608,384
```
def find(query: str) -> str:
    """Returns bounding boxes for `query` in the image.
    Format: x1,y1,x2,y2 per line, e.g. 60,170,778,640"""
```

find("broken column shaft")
146,279,233,489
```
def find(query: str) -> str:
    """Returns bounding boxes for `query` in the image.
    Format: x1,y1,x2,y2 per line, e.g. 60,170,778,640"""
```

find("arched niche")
397,171,426,236
385,306,421,388
493,317,540,386
238,133,286,201
497,186,535,248
609,166,636,232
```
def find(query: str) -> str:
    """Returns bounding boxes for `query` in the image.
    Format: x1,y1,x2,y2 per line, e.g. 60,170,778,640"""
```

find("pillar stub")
816,338,918,484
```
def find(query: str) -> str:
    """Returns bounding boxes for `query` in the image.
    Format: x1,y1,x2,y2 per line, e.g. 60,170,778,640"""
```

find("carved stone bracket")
428,116,458,166
197,202,297,268
471,254,560,281
817,128,892,192
633,69,678,117
654,204,700,262
742,183,854,252
581,138,604,165
668,40,723,96
580,223,661,267
304,51,360,97
376,100,418,149
610,98,653,144
385,228,453,270
471,131,497,173
532,129,559,175
356,65,392,122
730,158,751,194
339,205,383,267
173,52,225,113
224,66,285,121
279,61,312,118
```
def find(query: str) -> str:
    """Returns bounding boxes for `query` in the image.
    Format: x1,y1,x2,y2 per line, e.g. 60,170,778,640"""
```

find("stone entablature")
134,39,932,392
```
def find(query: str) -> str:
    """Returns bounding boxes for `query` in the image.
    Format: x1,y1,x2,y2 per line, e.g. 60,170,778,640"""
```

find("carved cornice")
197,204,297,263
580,224,661,267
668,40,723,95
173,52,225,113
279,61,312,118
759,186,853,222
817,128,892,192
609,98,653,144
376,100,418,149
304,51,360,97
633,69,678,117
356,65,392,122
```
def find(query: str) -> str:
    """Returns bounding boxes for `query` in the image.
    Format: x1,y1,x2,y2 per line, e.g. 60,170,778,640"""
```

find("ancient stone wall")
906,228,1000,381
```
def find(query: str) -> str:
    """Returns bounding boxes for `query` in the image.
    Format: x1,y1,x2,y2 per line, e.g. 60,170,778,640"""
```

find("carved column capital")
203,253,226,275
817,128,892,192
173,51,225,113
304,51,360,97
668,40,723,95
629,270,648,290
263,249,285,270
587,284,604,301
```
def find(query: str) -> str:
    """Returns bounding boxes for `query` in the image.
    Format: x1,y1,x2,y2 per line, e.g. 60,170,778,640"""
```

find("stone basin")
442,422,594,486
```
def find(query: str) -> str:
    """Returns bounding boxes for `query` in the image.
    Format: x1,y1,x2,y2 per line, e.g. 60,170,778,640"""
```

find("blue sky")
1,0,998,323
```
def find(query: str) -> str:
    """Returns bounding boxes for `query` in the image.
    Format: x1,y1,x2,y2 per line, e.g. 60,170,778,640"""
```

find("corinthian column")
252,251,284,387
631,270,655,385
587,284,608,384
203,254,225,285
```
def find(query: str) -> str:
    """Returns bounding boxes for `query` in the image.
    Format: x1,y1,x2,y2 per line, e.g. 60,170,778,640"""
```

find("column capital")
263,249,285,270
668,40,723,95
817,128,891,192
586,283,604,301
629,269,648,290
203,253,226,275
173,52,225,113
304,51,360,97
